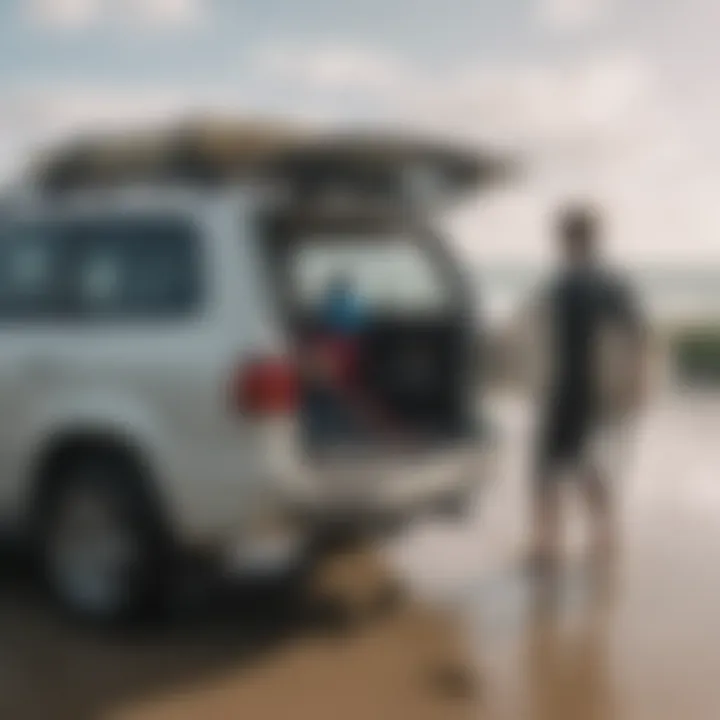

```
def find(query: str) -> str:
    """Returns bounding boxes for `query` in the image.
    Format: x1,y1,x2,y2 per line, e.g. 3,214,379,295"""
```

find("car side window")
70,216,202,319
0,221,64,320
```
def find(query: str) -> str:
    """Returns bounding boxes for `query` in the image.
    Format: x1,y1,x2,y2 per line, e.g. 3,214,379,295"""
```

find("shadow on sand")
0,544,406,720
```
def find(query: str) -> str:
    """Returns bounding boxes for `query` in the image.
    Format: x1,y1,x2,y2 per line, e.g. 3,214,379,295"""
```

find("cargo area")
260,209,481,452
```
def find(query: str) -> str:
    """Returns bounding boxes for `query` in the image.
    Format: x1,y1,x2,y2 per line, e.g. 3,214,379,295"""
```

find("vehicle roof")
3,183,252,221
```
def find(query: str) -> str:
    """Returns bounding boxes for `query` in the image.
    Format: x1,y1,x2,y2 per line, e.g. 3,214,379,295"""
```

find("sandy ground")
1,542,476,720
3,390,720,719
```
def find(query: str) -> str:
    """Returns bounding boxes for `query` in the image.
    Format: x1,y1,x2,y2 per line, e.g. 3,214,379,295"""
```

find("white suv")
0,177,493,622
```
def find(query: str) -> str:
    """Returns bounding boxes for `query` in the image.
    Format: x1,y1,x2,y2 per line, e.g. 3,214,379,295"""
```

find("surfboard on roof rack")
31,118,514,210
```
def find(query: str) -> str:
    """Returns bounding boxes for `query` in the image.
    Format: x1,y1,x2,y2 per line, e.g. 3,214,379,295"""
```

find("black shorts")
536,396,596,481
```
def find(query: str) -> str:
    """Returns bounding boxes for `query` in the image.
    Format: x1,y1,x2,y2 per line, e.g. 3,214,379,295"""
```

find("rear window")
288,233,452,315
70,216,202,320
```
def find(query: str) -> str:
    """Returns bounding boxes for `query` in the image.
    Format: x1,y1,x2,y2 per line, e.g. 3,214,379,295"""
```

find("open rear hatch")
245,133,499,516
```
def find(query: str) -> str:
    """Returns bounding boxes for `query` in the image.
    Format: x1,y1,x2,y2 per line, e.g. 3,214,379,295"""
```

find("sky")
2,0,720,265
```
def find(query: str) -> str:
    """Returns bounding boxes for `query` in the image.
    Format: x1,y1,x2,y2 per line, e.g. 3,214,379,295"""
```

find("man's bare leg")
530,474,562,570
582,463,616,562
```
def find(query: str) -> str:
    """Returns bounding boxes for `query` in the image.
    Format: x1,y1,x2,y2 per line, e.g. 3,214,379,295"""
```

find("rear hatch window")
289,231,454,319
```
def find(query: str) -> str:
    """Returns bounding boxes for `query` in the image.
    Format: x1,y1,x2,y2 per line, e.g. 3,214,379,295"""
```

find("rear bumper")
214,440,495,576
287,440,495,529
178,431,497,573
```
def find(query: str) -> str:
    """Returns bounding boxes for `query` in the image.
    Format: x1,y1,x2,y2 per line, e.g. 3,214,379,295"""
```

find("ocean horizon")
476,263,720,326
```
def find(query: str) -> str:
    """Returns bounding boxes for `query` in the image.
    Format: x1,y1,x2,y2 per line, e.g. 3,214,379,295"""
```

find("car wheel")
35,450,171,625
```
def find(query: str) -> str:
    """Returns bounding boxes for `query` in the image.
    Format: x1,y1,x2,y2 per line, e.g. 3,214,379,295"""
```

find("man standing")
522,206,648,569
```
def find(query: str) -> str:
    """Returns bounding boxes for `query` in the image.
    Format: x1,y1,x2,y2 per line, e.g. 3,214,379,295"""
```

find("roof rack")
31,118,513,208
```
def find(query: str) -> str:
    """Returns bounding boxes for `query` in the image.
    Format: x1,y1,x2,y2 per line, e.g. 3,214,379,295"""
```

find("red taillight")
233,357,299,417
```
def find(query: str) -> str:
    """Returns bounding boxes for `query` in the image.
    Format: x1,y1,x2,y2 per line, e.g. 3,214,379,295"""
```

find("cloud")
536,0,613,33
254,43,656,159
254,44,710,263
26,0,207,32
27,0,102,30
124,0,205,30
253,43,414,93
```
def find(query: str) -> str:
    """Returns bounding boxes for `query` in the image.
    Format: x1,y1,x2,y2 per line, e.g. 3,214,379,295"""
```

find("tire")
34,448,172,626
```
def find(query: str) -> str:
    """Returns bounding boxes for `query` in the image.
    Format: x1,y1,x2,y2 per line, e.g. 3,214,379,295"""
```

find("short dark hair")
558,204,600,256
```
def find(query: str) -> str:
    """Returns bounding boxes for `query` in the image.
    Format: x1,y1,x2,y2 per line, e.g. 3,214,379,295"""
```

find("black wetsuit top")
538,265,643,471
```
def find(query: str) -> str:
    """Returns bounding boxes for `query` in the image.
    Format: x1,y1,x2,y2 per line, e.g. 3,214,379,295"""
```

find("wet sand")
0,529,476,720
3,391,720,719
